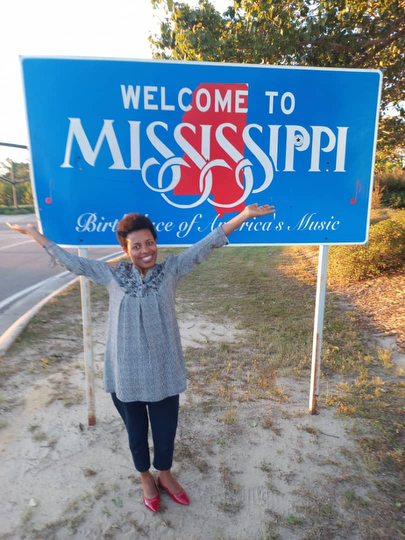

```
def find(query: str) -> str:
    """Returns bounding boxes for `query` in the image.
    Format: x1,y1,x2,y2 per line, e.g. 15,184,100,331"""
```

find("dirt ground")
1,290,403,540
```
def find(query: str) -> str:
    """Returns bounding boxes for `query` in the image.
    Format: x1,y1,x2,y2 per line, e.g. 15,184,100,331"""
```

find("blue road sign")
21,57,382,246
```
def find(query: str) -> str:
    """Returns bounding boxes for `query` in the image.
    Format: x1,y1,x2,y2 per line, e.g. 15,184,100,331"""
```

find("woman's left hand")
243,203,276,219
222,203,276,236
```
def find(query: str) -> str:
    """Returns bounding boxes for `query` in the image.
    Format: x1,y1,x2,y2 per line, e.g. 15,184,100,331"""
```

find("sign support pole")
78,248,96,426
309,245,329,415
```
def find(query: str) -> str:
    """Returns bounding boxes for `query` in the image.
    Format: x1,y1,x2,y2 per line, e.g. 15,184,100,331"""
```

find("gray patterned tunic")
44,227,229,402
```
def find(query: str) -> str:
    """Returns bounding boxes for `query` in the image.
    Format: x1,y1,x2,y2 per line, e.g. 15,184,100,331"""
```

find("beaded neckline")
114,261,166,296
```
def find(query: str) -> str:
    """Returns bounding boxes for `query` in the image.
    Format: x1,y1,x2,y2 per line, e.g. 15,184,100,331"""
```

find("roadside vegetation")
376,167,405,210
0,205,35,215
2,219,404,537
0,160,33,208
328,212,405,283
1,164,404,538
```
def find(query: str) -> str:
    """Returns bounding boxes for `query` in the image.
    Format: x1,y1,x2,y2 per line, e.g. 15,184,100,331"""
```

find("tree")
150,0,405,166
0,160,33,206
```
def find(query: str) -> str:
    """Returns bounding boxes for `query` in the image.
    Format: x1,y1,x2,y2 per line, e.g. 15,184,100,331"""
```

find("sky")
0,0,230,166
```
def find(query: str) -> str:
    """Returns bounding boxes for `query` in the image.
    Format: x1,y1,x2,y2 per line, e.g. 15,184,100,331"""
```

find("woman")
8,203,275,512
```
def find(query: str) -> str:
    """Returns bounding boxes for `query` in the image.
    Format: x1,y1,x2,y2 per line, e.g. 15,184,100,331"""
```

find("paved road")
0,214,121,303
0,214,123,339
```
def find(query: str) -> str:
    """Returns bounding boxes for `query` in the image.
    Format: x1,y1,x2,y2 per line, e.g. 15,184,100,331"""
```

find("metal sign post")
309,245,330,414
78,248,96,426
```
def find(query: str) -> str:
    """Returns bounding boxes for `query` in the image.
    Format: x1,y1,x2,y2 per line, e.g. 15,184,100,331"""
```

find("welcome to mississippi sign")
21,57,382,246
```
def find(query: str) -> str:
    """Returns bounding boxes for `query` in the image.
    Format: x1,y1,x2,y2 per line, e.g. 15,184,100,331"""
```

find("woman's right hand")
6,222,50,247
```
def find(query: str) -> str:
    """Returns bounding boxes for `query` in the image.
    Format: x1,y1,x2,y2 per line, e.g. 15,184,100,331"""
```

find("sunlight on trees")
149,0,405,167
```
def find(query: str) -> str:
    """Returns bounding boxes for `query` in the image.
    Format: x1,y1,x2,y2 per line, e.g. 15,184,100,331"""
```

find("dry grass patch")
286,241,405,353
1,243,404,538
174,438,210,473
217,461,242,515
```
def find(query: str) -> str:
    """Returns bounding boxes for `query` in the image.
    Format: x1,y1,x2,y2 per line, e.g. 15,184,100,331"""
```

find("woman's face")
125,228,158,275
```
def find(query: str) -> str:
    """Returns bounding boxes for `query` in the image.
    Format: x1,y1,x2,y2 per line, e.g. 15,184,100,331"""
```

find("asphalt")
0,213,122,354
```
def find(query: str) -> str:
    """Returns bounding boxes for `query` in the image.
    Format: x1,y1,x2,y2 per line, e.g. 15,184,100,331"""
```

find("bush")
371,177,385,209
391,209,405,228
0,205,35,215
375,167,405,193
384,193,405,209
328,218,405,283
374,167,405,209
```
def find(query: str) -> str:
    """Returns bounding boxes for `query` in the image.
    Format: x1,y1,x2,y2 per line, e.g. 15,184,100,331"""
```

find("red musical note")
350,179,361,204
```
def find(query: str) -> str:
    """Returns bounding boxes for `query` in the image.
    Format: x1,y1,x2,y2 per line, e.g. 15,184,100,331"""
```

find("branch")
351,17,405,68
299,14,405,66
299,39,351,51
360,14,405,49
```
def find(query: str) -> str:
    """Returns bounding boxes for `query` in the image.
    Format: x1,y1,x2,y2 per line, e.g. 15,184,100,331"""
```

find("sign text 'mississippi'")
60,84,349,211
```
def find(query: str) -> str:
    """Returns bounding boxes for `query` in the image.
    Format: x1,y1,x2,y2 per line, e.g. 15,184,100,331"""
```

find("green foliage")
328,218,405,282
391,209,405,228
0,160,33,206
384,193,405,209
375,167,405,208
150,0,405,164
0,205,35,215
376,167,405,193
0,182,33,207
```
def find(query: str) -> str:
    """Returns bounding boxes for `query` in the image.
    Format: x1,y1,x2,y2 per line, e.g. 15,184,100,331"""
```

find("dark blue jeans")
111,393,179,473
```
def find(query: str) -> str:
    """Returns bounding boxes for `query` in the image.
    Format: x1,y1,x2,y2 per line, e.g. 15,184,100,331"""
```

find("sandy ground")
0,306,391,540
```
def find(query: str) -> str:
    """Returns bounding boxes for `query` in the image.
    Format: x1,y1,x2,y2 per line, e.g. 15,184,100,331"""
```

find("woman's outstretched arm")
221,203,276,237
174,203,276,279
6,222,114,285
6,222,50,246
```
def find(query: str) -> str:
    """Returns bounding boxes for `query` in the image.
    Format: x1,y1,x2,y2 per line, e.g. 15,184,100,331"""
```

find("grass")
46,384,84,408
256,459,281,495
177,246,377,379
323,374,404,537
219,461,240,495
10,484,108,539
174,438,210,473
175,245,403,537
260,521,282,540
377,346,394,366
265,479,281,494
0,205,35,215
216,463,243,513
257,460,272,474
221,407,236,424
325,378,405,474
1,242,404,538
217,500,242,514
286,514,304,526
1,281,109,392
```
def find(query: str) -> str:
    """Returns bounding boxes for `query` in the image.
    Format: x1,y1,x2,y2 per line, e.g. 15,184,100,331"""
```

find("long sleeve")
174,226,229,280
43,242,114,286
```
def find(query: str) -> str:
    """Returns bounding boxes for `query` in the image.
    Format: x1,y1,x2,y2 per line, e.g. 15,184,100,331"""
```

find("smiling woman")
6,202,275,512
116,213,158,276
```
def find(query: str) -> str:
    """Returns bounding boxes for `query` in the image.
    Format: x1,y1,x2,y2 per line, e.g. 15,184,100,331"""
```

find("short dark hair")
116,213,157,251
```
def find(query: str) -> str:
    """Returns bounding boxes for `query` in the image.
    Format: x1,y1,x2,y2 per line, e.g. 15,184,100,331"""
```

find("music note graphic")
350,179,361,204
